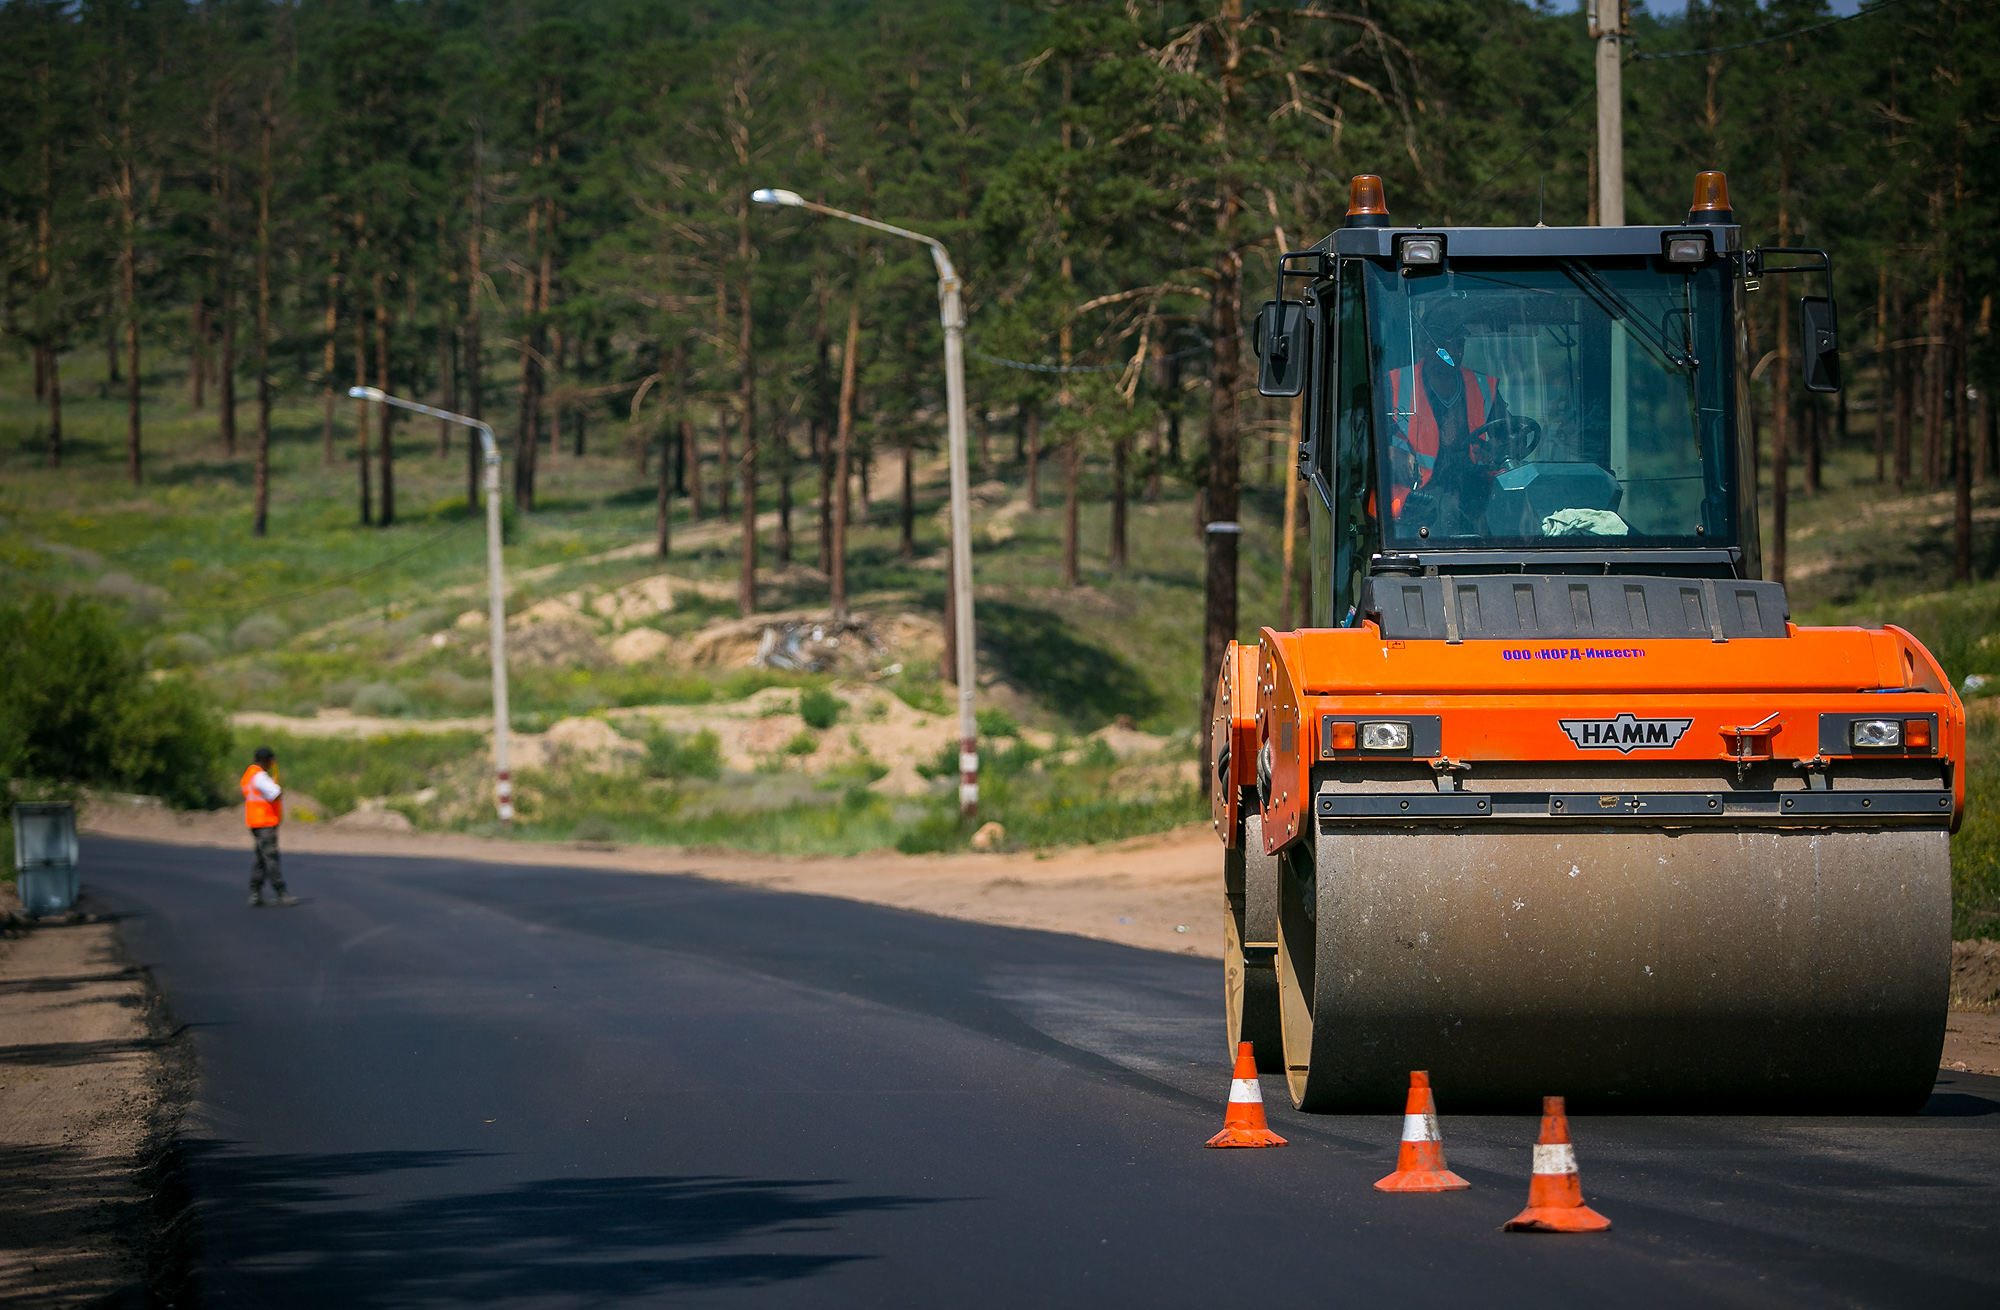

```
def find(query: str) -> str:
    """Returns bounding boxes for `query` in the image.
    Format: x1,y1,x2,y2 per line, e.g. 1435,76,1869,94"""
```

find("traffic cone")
1205,1042,1288,1148
1503,1096,1611,1232
1373,1070,1469,1191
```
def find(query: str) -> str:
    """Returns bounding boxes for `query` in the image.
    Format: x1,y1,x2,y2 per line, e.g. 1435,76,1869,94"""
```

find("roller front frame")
1248,622,1962,1114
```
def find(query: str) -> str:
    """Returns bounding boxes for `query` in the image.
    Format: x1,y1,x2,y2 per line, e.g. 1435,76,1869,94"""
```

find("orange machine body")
1214,622,1964,859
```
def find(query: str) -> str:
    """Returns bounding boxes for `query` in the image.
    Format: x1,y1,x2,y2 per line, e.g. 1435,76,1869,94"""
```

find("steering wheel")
1466,415,1543,471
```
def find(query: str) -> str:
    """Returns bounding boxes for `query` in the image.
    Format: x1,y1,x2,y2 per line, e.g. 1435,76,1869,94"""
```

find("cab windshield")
1363,256,1736,550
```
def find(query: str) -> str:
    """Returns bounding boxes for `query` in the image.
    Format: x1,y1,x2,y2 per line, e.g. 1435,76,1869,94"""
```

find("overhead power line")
1632,0,1905,61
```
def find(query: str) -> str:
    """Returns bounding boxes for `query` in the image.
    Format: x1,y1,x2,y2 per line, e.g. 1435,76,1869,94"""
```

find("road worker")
241,746,296,907
1386,299,1512,538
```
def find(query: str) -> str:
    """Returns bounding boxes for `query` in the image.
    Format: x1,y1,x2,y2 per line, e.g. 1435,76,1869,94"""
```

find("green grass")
232,728,486,819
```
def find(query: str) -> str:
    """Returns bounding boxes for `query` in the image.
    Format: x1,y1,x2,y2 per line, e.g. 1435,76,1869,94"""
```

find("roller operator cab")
1215,173,1962,1114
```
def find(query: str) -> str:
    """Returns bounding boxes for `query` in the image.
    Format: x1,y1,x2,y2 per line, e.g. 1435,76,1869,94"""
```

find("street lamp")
753,188,980,817
349,386,514,826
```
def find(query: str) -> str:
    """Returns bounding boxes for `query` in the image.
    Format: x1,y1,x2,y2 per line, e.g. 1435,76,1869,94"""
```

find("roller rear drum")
1276,825,1951,1113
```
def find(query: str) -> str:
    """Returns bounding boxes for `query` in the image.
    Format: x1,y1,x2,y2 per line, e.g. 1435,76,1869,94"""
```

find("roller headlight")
1850,719,1901,749
1360,721,1411,751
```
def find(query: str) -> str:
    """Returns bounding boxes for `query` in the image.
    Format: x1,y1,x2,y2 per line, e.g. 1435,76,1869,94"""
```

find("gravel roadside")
0,893,192,1308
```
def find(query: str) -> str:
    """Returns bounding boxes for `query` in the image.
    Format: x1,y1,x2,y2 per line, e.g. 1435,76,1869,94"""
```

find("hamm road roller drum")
1275,826,1950,1113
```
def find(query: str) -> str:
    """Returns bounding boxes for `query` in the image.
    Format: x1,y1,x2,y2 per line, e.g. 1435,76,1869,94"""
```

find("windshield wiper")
1558,260,1697,372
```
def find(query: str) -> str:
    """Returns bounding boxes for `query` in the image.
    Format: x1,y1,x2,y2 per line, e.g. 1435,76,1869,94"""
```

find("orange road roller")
1215,172,1960,1113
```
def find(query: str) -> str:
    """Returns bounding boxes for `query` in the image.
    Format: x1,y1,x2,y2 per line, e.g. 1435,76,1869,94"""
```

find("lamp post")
349,386,514,826
752,188,980,817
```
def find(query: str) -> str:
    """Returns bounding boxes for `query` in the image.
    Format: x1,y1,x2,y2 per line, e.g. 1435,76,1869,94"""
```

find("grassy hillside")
3,347,1308,853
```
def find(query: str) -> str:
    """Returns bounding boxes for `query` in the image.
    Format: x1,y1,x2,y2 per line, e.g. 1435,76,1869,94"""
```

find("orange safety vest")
1388,358,1498,518
241,765,282,829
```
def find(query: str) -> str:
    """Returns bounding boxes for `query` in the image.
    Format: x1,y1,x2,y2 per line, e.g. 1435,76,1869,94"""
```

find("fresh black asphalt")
85,835,1999,1307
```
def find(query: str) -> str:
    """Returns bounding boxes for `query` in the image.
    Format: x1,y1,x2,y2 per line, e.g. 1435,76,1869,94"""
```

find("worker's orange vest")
1388,360,1498,517
241,765,281,829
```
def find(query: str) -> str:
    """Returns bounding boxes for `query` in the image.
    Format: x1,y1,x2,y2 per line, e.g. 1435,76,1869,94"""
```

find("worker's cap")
254,746,276,763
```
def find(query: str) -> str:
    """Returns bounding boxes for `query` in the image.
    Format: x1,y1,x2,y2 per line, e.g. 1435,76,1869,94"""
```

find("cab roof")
1328,223,1741,259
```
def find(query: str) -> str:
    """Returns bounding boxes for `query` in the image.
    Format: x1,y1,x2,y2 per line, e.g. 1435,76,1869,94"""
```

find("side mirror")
1256,299,1307,397
1799,296,1840,394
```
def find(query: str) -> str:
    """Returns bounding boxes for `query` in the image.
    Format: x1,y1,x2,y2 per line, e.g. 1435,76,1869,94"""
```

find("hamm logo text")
1558,714,1693,753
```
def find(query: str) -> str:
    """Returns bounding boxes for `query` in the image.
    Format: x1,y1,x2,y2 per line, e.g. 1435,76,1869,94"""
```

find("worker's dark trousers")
249,827,286,895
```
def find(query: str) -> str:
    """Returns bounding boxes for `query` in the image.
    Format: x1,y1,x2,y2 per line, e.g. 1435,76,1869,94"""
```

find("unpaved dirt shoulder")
83,802,1225,959
0,901,189,1308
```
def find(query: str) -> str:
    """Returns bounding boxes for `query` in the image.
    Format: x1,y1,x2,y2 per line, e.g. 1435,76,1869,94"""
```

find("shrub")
0,595,229,807
352,682,412,717
231,615,288,651
976,707,1021,738
642,727,723,780
799,686,843,730
785,729,820,756
145,632,216,668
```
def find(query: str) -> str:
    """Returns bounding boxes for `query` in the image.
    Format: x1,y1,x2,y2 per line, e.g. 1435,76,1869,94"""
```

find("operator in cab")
1385,299,1511,539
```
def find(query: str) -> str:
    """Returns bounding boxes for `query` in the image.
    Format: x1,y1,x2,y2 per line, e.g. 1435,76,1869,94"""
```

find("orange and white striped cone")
1205,1042,1288,1148
1503,1096,1612,1232
1373,1070,1469,1191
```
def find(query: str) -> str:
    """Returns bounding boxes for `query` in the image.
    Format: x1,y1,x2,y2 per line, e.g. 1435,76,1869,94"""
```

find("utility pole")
1590,0,1628,227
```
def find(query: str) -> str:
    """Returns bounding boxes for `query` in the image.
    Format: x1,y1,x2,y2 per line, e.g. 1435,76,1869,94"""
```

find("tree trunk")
213,92,236,460
218,275,237,458
514,253,539,512
1874,265,1888,485
1279,395,1301,627
976,405,993,477
738,254,758,617
354,262,372,525
253,97,273,538
1024,406,1041,509
1803,396,1820,496
1772,294,1791,586
1111,427,1129,571
466,122,485,509
716,275,733,518
656,343,684,560
1893,286,1912,489
45,349,62,469
717,407,734,518
1984,295,1998,485
1199,247,1244,764
1953,273,1970,485
322,248,340,468
1062,435,1081,586
438,256,454,458
1954,273,1971,583
375,272,395,527
686,408,705,519
191,301,206,410
832,299,861,621
120,137,141,485
1146,411,1163,503
1924,272,1943,488
900,437,916,561
815,288,835,573
776,418,793,566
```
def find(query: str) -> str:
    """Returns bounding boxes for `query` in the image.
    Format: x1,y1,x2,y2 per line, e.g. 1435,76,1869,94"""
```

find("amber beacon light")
1345,174,1391,228
1688,170,1733,224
